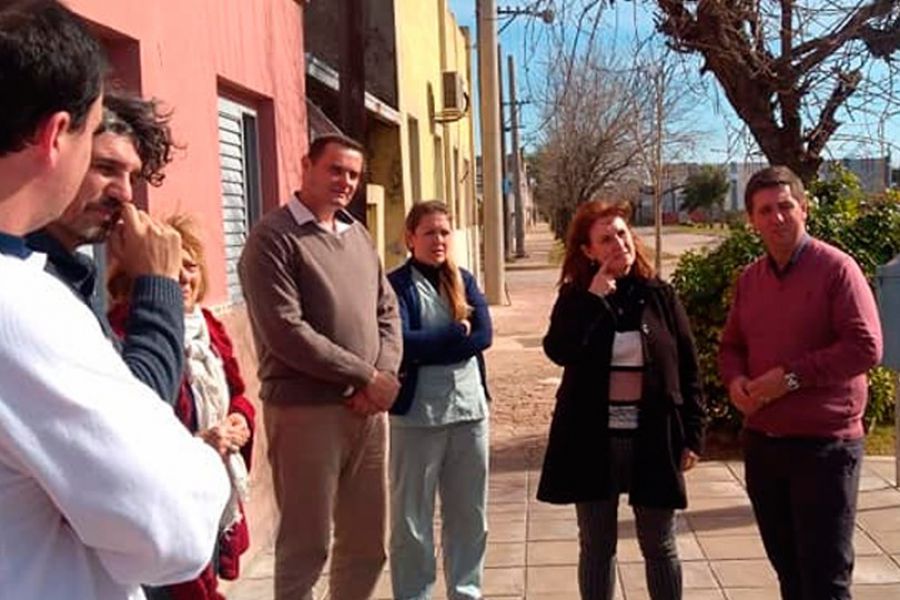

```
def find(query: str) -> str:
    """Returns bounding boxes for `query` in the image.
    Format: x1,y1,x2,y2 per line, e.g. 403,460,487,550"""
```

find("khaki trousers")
265,403,387,600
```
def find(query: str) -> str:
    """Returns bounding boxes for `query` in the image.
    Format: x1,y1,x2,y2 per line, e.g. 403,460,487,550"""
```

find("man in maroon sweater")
719,165,883,599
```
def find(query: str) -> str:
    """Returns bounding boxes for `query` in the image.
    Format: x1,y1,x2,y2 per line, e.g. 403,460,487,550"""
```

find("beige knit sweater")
238,205,402,405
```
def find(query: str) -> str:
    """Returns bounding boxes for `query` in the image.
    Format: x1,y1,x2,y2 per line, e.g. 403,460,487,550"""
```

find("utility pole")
340,0,367,225
508,54,526,258
477,0,505,304
498,44,512,258
653,67,664,275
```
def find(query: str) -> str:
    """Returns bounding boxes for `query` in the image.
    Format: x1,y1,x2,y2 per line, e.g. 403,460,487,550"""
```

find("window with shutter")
217,97,262,303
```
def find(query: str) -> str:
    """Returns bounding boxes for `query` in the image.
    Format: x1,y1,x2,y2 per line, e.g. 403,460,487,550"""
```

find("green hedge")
671,168,900,431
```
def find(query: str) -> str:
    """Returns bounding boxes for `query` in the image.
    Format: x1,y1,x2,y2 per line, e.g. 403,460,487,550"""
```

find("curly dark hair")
99,92,176,186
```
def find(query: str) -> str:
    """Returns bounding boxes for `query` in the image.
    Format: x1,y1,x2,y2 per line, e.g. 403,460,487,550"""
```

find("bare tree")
522,0,900,183
625,44,708,269
531,51,647,238
654,0,900,182
524,2,709,239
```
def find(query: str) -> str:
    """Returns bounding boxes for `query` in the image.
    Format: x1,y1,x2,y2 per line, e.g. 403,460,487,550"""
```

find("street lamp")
495,5,552,258
497,5,555,24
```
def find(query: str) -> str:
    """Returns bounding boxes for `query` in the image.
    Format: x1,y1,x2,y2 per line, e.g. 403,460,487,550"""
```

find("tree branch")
806,69,863,157
791,0,897,73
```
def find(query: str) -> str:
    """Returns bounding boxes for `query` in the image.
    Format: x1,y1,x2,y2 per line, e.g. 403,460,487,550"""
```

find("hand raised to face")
108,204,182,280
582,216,636,281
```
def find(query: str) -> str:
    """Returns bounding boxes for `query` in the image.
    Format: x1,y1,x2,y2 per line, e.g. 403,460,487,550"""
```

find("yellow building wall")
439,4,480,274
366,120,405,260
391,0,479,273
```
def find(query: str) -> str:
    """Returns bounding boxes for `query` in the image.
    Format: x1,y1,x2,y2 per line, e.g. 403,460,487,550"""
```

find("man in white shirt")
0,2,229,598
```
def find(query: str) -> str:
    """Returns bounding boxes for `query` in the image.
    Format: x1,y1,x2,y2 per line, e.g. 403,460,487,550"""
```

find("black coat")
537,277,706,509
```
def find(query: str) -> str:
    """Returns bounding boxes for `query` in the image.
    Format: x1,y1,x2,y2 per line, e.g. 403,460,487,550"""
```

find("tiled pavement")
228,456,900,599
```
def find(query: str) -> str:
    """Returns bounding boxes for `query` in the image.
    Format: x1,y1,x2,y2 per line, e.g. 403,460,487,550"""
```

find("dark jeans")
575,435,682,600
743,430,863,600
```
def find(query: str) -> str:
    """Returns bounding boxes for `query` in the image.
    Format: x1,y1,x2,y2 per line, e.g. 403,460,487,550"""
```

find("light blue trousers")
389,418,489,600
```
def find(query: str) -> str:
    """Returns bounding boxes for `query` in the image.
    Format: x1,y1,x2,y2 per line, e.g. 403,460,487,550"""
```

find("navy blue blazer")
387,260,492,415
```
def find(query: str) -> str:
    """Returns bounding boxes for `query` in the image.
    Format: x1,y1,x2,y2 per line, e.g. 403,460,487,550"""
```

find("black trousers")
575,435,682,600
743,430,863,600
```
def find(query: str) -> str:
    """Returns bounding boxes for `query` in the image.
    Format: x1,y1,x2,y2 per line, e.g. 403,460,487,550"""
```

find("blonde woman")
108,215,254,600
387,201,492,599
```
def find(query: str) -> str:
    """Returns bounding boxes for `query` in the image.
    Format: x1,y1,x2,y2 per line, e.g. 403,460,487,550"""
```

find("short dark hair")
307,134,365,164
100,92,176,187
744,166,807,213
0,0,105,156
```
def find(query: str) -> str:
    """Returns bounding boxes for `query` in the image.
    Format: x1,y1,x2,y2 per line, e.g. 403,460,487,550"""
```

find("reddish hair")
558,200,655,289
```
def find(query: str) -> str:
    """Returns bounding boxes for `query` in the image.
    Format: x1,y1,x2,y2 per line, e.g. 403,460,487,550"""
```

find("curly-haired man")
27,90,186,404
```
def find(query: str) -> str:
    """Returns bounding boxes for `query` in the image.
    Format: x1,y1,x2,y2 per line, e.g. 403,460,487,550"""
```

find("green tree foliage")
672,167,900,431
680,166,730,213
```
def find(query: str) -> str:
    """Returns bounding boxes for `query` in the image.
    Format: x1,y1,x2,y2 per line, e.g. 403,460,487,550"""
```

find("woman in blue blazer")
387,201,492,600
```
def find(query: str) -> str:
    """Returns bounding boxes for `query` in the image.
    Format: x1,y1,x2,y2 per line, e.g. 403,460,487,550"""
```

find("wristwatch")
784,371,800,392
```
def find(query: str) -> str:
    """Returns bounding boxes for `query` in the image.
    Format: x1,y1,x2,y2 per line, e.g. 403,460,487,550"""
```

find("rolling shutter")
217,97,261,303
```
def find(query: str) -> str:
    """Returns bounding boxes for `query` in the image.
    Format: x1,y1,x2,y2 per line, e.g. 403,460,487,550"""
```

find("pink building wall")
64,0,308,572
67,0,307,306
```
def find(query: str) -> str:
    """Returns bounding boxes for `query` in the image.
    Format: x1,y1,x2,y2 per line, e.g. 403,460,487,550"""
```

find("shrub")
672,167,899,431
671,226,761,430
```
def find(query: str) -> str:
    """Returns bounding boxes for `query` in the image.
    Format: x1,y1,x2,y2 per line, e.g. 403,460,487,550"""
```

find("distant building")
635,156,895,224
633,162,706,225
820,155,892,195
727,161,769,211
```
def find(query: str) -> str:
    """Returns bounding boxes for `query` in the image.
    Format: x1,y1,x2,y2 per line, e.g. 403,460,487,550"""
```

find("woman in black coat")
538,201,706,600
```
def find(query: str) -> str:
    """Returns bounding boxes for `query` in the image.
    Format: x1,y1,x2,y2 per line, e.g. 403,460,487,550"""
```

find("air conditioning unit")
442,71,466,112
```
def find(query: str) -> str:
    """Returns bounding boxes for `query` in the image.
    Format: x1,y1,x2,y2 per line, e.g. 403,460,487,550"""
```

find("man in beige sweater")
239,134,402,600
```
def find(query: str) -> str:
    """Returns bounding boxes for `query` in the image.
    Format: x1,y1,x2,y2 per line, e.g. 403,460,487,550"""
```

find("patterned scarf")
184,306,250,531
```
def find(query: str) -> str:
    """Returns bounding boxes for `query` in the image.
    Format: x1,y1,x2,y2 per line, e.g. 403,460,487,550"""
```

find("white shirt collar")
288,194,354,235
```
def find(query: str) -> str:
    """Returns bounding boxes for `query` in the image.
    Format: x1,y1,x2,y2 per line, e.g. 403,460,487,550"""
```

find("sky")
447,0,899,169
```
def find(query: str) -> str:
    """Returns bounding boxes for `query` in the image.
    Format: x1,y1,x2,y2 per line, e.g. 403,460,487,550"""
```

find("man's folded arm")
239,231,375,389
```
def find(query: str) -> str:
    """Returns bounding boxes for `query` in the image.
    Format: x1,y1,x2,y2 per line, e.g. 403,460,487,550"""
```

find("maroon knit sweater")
719,237,883,439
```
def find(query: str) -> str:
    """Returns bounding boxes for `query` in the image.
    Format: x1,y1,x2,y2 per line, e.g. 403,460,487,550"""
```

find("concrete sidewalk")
228,225,900,599
231,457,900,599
